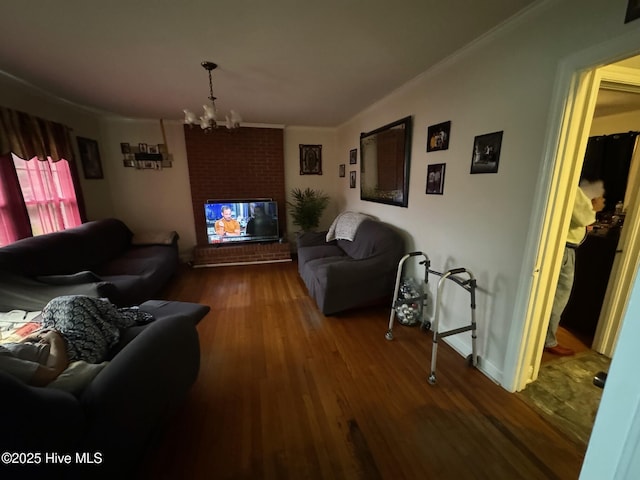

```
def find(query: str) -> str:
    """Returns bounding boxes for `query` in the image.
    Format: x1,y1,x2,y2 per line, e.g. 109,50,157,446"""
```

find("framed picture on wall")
426,163,446,194
77,137,104,179
299,144,322,175
339,164,345,177
426,121,451,152
350,170,356,188
349,148,357,164
470,130,503,174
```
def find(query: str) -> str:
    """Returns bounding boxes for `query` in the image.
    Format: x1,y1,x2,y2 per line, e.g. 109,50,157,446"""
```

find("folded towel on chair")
326,212,372,242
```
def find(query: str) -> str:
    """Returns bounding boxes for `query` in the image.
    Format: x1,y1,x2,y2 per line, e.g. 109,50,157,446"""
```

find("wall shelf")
121,142,173,169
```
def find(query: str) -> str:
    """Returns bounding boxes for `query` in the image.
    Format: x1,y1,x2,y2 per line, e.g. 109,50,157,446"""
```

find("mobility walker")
385,251,479,385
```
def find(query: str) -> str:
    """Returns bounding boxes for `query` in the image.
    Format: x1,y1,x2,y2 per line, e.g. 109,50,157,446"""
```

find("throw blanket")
41,295,154,363
326,212,372,242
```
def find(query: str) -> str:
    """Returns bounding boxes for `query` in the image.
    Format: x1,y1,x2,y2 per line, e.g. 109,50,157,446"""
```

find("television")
204,199,279,245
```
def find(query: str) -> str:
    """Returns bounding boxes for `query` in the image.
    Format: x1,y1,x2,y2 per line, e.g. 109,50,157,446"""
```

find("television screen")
204,200,279,245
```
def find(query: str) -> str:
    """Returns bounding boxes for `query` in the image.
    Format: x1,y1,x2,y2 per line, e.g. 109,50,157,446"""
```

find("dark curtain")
581,131,639,212
0,107,74,162
0,153,32,240
0,107,87,241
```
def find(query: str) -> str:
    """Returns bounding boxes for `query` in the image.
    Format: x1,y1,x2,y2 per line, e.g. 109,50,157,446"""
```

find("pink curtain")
13,154,82,236
0,154,32,245
0,107,85,246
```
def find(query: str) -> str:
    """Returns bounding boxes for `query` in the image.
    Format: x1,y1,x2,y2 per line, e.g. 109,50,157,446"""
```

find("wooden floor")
541,326,591,364
139,261,586,480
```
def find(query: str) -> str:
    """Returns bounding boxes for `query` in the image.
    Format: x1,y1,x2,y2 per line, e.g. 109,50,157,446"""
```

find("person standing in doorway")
545,179,605,356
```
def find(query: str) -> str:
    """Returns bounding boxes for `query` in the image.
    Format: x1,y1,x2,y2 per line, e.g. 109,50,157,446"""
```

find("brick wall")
193,242,291,266
185,126,285,247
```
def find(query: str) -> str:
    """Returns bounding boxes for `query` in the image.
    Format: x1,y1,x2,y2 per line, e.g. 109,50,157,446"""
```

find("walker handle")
449,268,466,275
408,251,422,257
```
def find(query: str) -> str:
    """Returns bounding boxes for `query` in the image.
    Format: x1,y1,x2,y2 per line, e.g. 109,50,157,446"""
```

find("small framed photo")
147,144,159,154
427,121,451,152
426,163,446,195
120,142,131,154
77,137,104,179
123,157,136,168
470,131,503,174
299,144,322,175
350,170,356,188
349,148,357,164
138,143,148,153
339,164,345,177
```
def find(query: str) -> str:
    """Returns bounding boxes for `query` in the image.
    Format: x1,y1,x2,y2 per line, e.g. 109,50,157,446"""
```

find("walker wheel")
428,374,437,385
385,330,394,341
466,354,479,367
421,321,431,332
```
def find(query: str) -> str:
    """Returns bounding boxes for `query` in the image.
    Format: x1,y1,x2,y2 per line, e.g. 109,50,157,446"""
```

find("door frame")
592,66,640,357
509,31,640,392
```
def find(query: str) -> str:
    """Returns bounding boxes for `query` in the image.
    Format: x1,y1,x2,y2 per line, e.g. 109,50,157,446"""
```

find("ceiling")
0,0,539,127
594,88,640,118
593,56,640,118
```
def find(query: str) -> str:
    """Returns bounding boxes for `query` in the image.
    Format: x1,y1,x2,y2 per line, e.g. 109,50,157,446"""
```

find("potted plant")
287,187,330,232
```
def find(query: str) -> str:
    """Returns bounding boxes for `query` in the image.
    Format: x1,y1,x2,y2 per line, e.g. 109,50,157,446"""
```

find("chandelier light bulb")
203,104,217,121
225,110,243,129
183,61,241,133
183,109,198,125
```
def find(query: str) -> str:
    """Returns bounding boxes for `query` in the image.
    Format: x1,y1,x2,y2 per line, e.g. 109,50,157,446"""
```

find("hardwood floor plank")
140,262,585,479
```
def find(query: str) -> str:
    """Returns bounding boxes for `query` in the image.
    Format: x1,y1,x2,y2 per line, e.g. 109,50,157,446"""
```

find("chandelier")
183,61,242,132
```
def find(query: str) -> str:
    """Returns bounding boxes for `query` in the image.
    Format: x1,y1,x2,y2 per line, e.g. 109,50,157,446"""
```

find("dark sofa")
297,217,405,315
0,299,210,479
0,218,180,311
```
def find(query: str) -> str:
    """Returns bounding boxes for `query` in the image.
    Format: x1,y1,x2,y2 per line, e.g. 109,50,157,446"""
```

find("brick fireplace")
184,125,291,266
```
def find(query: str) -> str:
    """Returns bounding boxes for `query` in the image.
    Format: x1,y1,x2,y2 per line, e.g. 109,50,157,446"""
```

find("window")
11,154,81,237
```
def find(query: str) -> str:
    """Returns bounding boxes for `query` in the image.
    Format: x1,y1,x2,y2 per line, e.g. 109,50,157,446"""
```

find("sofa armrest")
297,230,332,248
36,270,103,285
0,273,117,311
80,314,201,471
0,371,83,452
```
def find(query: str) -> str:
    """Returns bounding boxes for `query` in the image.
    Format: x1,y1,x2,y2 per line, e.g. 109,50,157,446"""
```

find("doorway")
517,53,640,443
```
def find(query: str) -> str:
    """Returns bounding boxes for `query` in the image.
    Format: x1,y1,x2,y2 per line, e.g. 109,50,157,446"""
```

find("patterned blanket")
326,212,372,242
41,295,153,363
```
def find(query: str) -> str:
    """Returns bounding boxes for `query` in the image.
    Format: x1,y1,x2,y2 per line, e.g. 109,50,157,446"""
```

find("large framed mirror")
360,115,413,207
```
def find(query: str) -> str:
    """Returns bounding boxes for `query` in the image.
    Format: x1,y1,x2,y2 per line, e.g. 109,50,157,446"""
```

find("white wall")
283,126,340,241
98,118,196,260
336,0,640,385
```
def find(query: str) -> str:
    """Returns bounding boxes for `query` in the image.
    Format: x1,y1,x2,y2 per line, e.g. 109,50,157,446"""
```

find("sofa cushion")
0,228,87,276
338,219,402,260
297,244,346,270
0,218,133,277
131,230,178,246
72,218,133,269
